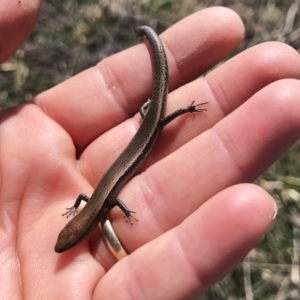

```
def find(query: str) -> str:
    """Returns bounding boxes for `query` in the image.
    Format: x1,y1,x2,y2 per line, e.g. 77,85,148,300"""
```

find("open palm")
1,4,300,299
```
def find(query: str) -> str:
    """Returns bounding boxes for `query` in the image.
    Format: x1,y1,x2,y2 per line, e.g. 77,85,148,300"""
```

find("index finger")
33,8,244,152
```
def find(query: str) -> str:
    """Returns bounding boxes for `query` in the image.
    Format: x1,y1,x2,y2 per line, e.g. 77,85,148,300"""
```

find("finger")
33,7,244,151
97,184,275,299
108,79,300,253
79,41,300,187
0,0,41,62
205,41,300,113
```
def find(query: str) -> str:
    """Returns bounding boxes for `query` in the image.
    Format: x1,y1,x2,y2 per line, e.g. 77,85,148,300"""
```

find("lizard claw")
124,211,139,224
62,206,78,218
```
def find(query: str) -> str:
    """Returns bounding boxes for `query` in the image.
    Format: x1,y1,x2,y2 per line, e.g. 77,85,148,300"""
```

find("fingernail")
271,196,277,220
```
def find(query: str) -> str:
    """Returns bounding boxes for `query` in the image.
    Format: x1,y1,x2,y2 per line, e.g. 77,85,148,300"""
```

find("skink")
55,26,207,253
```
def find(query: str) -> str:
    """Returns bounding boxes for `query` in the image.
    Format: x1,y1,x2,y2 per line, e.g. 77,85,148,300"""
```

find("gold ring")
100,215,127,260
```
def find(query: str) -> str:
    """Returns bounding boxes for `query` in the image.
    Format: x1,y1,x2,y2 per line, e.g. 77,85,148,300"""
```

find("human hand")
1,5,300,299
